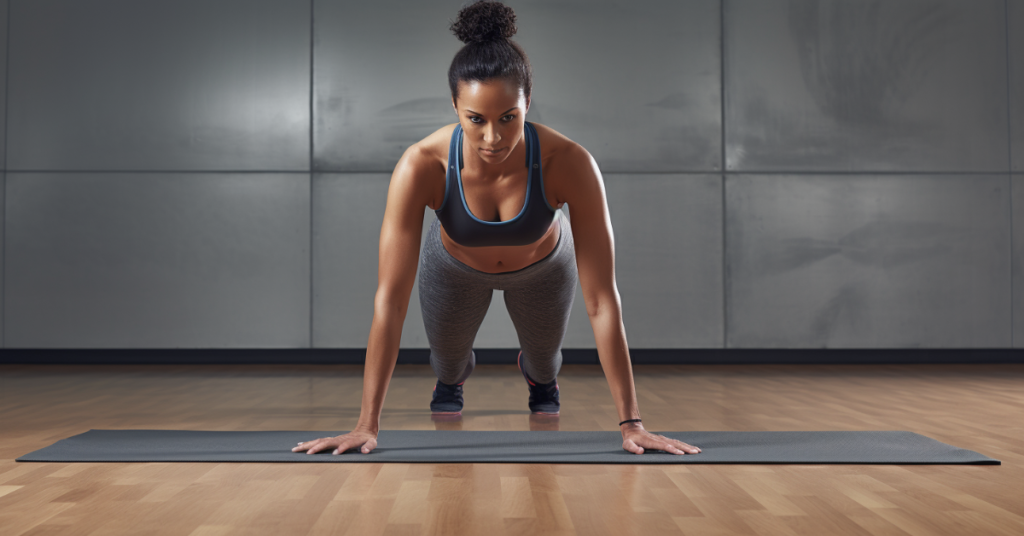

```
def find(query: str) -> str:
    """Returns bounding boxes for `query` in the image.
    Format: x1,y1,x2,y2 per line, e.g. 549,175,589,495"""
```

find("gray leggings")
418,210,577,385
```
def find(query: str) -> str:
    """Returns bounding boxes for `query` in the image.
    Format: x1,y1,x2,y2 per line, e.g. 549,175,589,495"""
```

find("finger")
292,438,329,452
292,440,319,452
653,435,701,454
662,442,687,455
292,440,316,452
635,436,685,455
645,438,688,455
331,438,373,455
622,438,644,455
332,437,373,455
308,438,338,454
333,439,356,455
665,441,700,455
672,439,701,454
635,439,678,455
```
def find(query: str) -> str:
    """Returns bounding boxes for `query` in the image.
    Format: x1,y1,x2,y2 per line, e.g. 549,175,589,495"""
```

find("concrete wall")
1,0,1021,351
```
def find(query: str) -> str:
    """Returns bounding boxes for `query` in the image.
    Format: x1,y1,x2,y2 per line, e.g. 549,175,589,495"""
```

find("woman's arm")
554,143,640,424
557,143,701,455
356,144,435,433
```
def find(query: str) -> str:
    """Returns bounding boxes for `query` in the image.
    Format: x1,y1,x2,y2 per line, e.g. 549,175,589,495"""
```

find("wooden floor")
0,362,1021,536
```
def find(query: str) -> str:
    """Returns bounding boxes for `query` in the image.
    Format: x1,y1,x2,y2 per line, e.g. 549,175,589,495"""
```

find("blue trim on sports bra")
434,121,558,248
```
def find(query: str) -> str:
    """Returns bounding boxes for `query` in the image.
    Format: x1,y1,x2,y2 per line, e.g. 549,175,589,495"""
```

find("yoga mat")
16,429,999,464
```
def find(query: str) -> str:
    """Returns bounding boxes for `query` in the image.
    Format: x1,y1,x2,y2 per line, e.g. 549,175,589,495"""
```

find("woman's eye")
469,115,515,123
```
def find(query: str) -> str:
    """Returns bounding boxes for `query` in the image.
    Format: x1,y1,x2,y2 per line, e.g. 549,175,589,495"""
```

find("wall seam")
1006,0,1014,348
309,0,315,349
720,0,727,350
3,0,10,347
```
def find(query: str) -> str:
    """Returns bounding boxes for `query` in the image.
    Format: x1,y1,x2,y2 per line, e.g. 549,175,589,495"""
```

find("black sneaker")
430,379,464,414
517,350,560,414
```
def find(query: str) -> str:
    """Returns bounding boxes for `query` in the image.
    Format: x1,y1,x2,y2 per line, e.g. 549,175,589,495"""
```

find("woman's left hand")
622,424,702,455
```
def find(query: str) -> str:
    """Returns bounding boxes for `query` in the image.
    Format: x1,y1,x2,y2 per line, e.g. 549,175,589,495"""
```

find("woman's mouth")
481,147,505,155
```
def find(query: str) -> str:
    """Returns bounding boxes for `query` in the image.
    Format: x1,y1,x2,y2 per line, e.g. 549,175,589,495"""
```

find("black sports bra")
435,121,558,247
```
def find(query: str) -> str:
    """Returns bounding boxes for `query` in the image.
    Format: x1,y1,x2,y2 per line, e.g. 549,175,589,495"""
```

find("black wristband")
619,418,642,426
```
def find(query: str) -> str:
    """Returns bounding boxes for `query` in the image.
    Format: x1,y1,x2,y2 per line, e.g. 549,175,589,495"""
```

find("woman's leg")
418,218,494,385
502,212,578,384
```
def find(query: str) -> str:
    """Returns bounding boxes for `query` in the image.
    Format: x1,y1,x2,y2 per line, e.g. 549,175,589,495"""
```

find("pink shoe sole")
518,350,560,415
431,381,464,414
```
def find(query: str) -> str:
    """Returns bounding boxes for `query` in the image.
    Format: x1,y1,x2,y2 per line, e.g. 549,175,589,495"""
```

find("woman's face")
452,79,530,168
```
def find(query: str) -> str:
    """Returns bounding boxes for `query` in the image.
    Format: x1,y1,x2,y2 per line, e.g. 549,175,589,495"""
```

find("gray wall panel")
1,0,6,348
315,0,721,173
1014,174,1023,347
725,174,1011,348
5,173,310,348
1011,0,1024,171
312,173,383,349
0,0,7,170
511,0,721,172
7,0,310,171
725,0,1008,172
312,173,441,349
1,172,3,348
313,0,469,171
601,174,723,348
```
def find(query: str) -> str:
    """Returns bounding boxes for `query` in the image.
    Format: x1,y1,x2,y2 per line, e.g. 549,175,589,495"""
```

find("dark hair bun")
449,0,517,44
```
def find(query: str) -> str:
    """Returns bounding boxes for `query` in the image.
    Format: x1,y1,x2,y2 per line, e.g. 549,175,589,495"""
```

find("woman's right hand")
291,429,378,455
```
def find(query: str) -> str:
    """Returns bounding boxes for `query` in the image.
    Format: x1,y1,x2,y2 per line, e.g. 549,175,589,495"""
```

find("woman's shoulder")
530,122,591,196
528,121,566,140
406,124,458,176
530,121,577,160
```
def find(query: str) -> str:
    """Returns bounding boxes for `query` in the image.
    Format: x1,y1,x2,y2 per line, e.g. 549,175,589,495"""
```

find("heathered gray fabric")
419,210,577,385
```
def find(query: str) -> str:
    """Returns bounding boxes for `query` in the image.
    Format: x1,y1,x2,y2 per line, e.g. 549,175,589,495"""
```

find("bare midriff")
439,212,561,274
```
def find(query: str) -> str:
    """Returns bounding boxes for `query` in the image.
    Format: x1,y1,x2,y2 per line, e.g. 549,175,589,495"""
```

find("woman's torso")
421,121,570,274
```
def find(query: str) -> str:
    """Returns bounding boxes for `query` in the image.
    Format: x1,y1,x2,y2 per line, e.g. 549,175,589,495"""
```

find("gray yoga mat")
16,429,999,464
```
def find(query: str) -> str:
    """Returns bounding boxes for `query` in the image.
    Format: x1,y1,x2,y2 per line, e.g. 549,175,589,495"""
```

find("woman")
294,0,700,456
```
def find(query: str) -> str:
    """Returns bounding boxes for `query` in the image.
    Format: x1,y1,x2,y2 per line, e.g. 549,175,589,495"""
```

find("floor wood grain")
0,363,1020,536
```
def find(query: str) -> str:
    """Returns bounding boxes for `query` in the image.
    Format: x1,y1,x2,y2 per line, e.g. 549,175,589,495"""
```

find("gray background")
1,0,1022,352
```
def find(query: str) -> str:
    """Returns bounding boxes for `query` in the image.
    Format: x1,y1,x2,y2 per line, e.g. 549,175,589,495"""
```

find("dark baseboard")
0,348,1020,365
